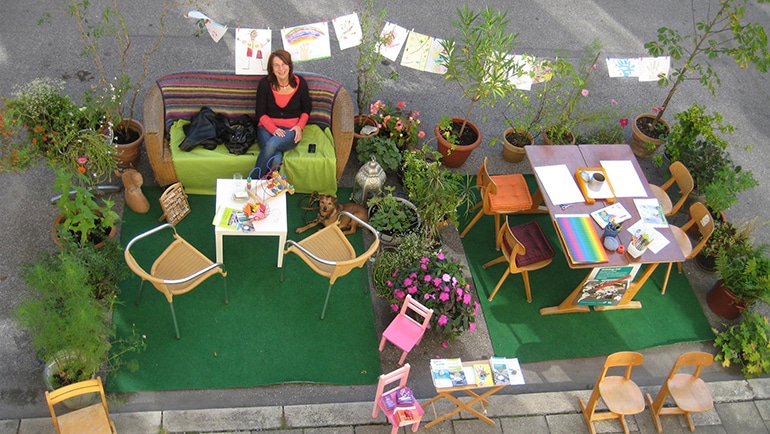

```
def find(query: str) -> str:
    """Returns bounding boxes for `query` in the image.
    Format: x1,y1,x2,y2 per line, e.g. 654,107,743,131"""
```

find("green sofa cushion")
169,119,337,196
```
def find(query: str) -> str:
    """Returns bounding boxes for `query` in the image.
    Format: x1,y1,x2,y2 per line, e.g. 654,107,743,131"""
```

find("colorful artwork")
427,37,447,75
332,13,361,50
400,30,430,71
606,57,640,78
638,56,670,82
377,22,408,62
184,11,227,43
281,21,331,62
235,28,271,75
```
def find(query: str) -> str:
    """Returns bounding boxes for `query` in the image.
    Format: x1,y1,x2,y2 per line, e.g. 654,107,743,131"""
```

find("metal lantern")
351,156,386,205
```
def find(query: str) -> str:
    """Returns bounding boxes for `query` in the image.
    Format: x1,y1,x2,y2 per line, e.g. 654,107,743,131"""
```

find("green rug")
107,187,381,392
460,176,715,363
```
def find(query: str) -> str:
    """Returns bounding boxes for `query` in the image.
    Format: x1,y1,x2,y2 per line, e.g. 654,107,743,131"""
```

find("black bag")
225,115,256,155
179,107,230,151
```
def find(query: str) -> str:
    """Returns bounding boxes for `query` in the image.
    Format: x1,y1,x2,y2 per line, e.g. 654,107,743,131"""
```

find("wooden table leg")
423,386,505,428
539,273,593,315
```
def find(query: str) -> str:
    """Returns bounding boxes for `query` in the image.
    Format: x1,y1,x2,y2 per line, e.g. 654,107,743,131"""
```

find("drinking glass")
233,173,244,189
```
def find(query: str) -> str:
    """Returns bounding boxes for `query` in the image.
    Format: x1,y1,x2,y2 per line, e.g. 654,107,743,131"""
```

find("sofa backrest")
156,71,340,132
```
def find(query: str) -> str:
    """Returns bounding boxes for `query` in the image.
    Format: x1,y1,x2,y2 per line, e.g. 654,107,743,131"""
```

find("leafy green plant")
368,100,424,149
367,189,419,235
643,0,770,132
440,5,520,141
714,310,770,378
657,104,757,213
715,243,770,304
371,232,435,296
354,0,397,116
54,167,120,245
356,136,402,172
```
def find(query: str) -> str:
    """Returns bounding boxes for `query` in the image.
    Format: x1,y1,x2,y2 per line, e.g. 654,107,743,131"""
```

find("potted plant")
368,100,425,151
376,249,479,345
401,146,474,244
656,104,758,214
632,0,770,156
437,5,520,167
695,218,762,272
367,189,420,246
707,243,770,319
372,232,435,293
15,238,144,394
353,0,396,143
355,135,402,173
0,77,119,176
713,310,770,378
52,167,120,247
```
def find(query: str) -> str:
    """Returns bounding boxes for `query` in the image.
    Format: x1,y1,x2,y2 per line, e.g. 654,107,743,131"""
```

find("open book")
430,358,468,388
489,357,525,385
590,202,632,229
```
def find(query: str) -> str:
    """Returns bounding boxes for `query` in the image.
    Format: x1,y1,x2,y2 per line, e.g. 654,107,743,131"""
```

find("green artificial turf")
107,187,381,392
460,176,715,363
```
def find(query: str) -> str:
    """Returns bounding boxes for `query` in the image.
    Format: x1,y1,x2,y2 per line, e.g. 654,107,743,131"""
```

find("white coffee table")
214,178,288,267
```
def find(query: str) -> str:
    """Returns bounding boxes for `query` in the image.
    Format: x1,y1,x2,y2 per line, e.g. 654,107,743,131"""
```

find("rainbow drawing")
555,215,608,264
284,26,324,45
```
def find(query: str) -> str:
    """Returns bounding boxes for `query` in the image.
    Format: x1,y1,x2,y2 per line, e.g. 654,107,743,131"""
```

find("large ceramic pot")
114,119,144,169
435,118,482,168
367,196,420,248
44,350,98,409
706,279,747,320
630,114,670,158
501,127,532,163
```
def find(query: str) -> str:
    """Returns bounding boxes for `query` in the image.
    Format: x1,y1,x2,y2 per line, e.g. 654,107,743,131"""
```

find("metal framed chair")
379,294,434,365
461,157,534,248
662,202,714,294
45,377,117,434
650,161,694,217
482,217,555,302
372,364,424,434
579,351,646,434
125,223,228,339
647,351,714,433
282,210,379,319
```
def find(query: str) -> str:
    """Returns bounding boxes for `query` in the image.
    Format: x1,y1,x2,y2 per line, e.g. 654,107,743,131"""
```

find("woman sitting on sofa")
251,49,312,179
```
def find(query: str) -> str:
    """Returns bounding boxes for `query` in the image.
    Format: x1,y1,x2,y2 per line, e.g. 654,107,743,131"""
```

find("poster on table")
377,22,408,62
332,13,362,50
280,21,332,62
637,56,670,82
235,28,271,75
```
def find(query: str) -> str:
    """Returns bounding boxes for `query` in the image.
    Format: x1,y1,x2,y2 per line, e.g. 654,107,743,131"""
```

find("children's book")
633,198,668,228
489,357,525,385
430,358,467,388
473,363,494,387
554,215,609,264
590,202,632,229
394,406,419,426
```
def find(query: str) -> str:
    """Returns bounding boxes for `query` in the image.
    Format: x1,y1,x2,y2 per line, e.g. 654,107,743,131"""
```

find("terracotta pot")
434,118,482,168
52,214,118,249
353,115,379,145
542,128,576,145
114,119,144,169
629,114,670,158
501,127,532,163
706,279,747,320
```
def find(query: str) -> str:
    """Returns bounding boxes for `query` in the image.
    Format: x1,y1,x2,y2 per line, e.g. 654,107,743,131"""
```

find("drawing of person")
241,30,265,71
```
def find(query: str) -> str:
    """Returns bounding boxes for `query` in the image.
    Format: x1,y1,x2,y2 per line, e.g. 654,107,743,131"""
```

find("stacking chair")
650,161,694,217
379,294,434,365
372,364,425,434
647,352,714,433
579,351,646,434
125,223,228,339
460,157,534,248
283,210,379,319
482,217,555,302
661,202,714,294
45,377,117,434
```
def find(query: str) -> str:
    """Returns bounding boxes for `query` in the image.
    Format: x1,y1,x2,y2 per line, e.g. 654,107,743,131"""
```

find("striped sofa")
143,71,354,195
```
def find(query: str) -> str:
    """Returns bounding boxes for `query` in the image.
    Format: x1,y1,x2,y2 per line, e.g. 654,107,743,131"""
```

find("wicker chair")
124,223,228,339
282,211,379,319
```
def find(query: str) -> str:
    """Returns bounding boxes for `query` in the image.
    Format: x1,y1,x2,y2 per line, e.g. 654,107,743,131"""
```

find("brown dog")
295,194,369,235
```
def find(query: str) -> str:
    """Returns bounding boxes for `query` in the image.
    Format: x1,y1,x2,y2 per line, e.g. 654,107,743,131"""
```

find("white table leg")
216,233,224,263
277,232,286,267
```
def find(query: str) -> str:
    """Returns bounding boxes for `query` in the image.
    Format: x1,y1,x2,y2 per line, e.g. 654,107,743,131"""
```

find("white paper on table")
626,220,670,254
534,164,585,205
601,160,647,197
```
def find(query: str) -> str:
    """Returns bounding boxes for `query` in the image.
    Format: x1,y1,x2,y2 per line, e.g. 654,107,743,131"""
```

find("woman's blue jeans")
251,126,297,179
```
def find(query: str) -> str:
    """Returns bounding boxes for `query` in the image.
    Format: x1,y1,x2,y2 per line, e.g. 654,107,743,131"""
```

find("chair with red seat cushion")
461,157,534,248
482,217,555,302
379,294,433,365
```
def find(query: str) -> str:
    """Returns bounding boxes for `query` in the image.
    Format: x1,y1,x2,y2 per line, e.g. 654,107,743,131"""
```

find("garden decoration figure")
351,156,386,205
116,169,150,214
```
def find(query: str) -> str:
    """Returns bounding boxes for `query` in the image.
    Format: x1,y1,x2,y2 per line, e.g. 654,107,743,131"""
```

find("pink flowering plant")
369,100,425,150
384,251,479,342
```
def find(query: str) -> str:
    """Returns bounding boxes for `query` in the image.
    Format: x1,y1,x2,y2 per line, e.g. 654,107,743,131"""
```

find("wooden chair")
661,202,714,294
379,294,434,365
125,223,228,339
283,210,379,319
650,161,694,217
579,351,646,434
372,364,424,434
482,217,555,302
460,157,534,248
646,351,714,433
45,377,117,434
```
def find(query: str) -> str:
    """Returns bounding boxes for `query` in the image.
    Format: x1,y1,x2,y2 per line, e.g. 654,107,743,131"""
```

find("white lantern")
351,156,386,205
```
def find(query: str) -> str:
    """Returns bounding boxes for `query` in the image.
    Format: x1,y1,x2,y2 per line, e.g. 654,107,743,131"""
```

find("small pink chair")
379,294,433,365
372,364,425,434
